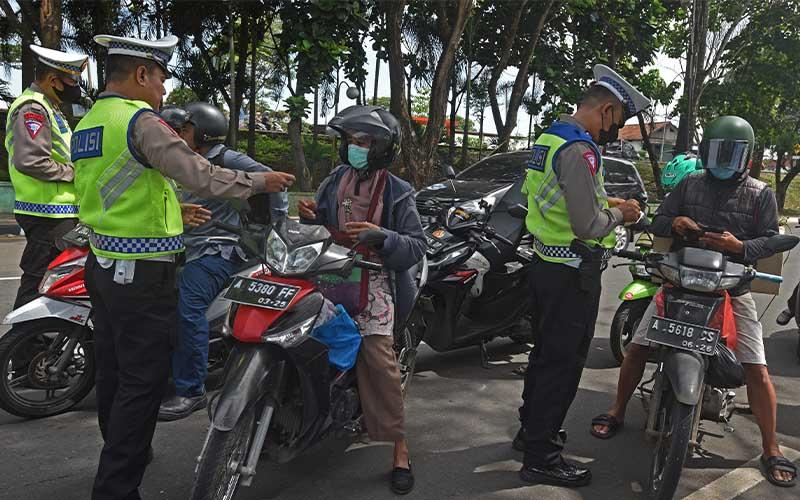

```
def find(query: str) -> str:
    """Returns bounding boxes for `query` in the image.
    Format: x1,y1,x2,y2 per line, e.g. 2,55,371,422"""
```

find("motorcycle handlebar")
754,271,783,284
355,260,382,271
616,249,645,261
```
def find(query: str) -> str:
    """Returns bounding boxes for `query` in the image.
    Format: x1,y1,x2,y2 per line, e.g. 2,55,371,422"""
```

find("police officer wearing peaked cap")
5,45,88,309
70,34,295,500
515,64,648,487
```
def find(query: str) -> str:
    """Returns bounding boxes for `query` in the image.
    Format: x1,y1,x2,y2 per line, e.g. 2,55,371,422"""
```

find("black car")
416,151,648,250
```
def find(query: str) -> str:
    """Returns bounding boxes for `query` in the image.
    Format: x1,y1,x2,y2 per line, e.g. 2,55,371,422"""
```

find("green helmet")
661,153,701,192
700,116,755,180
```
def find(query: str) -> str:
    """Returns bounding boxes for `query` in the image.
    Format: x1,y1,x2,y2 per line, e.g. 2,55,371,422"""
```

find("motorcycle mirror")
508,204,528,219
765,234,800,253
359,229,387,248
441,164,456,180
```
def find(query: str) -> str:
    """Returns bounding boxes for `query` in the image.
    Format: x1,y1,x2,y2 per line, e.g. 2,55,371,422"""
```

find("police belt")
533,237,614,262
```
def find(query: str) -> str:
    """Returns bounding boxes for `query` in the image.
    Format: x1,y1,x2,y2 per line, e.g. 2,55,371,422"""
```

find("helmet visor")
702,139,750,172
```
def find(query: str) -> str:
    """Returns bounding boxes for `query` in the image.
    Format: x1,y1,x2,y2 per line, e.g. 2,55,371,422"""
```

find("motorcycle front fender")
663,350,705,405
212,344,274,432
618,279,659,301
2,296,90,328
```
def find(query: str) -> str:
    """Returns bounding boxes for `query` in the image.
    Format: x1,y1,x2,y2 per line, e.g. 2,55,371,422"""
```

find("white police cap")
592,64,652,119
93,34,178,76
30,45,88,82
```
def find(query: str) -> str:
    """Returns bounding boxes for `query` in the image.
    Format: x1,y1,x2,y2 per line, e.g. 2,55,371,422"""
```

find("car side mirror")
508,204,528,219
765,234,799,253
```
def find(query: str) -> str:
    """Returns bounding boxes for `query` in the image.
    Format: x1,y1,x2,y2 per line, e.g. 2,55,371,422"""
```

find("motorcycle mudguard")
663,350,705,405
618,279,658,301
2,296,90,328
212,344,274,432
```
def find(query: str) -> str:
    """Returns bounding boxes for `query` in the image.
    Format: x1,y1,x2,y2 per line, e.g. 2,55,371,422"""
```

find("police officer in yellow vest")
515,65,648,487
71,34,295,500
5,45,88,308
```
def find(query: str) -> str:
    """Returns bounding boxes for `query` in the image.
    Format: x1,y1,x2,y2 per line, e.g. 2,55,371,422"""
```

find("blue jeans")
172,253,238,397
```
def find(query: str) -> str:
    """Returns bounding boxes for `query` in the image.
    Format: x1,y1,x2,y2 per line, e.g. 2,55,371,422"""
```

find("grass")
634,161,800,216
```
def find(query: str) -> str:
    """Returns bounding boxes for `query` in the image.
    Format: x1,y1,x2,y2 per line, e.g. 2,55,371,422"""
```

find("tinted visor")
702,139,750,172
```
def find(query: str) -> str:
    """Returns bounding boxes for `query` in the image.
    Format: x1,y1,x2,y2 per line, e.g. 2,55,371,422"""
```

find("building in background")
618,120,679,162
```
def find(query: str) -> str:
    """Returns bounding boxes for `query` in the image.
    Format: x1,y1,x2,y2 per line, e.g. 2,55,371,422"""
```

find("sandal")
390,460,415,495
590,413,623,440
761,455,797,488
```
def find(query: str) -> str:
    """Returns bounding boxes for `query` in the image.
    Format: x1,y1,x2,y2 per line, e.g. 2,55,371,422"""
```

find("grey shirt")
555,114,623,240
9,83,75,182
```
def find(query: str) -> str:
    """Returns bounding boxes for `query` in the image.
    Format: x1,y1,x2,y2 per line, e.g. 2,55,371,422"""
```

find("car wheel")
614,225,630,252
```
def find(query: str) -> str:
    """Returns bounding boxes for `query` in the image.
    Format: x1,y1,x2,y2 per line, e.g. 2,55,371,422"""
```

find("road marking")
0,276,20,281
682,446,800,500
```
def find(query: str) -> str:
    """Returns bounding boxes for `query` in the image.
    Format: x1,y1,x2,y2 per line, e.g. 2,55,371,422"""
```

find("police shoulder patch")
583,150,599,176
527,144,550,172
23,112,45,139
71,126,104,161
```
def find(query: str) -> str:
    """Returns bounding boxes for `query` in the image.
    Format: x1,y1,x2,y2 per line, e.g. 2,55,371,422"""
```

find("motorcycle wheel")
610,300,650,366
395,327,417,397
648,392,695,500
190,405,257,500
0,319,94,418
614,226,632,252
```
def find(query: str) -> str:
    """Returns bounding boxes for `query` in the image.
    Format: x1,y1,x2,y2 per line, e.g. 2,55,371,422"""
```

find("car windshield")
457,153,527,181
604,158,638,184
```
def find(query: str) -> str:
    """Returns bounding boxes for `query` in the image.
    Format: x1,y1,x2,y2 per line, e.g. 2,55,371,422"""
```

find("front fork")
644,363,705,449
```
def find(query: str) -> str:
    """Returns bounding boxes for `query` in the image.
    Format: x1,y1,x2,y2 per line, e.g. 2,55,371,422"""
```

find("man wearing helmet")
156,102,291,420
298,105,425,495
660,152,702,194
590,116,796,488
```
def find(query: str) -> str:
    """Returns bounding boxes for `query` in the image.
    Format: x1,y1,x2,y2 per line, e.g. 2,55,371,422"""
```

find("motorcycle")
408,165,535,366
616,232,797,500
190,219,425,500
0,224,260,419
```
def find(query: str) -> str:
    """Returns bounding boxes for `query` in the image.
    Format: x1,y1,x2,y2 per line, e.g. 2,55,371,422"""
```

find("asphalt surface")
1,233,800,500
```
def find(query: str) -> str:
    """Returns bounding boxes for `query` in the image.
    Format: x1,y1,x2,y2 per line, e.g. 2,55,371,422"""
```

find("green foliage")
165,86,199,107
235,132,338,181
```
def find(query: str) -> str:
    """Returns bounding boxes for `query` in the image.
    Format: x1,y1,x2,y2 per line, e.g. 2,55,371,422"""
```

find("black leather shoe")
519,458,591,488
390,461,414,495
513,428,567,452
158,392,207,421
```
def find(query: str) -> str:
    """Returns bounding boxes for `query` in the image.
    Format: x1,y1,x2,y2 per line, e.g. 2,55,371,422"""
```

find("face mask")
348,145,370,170
54,81,82,103
597,107,620,146
707,166,737,180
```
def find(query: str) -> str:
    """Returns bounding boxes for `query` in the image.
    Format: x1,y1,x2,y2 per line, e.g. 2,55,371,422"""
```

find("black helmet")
327,105,401,170
184,101,228,146
159,105,191,132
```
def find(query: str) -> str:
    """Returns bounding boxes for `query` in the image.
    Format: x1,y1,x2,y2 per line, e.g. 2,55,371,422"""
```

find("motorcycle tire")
190,405,257,500
395,327,418,397
610,299,650,366
0,319,95,419
648,393,695,500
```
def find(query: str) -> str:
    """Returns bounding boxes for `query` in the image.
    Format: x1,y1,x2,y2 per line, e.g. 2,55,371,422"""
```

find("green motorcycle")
610,234,659,365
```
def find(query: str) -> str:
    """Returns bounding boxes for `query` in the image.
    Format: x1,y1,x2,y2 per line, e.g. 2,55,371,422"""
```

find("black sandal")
761,455,797,488
590,413,623,440
391,460,414,495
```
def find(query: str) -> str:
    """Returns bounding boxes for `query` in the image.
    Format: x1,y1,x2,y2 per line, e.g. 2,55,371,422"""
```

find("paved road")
1,234,800,500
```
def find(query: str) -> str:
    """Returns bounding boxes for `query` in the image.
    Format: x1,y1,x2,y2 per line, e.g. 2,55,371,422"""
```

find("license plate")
224,277,300,311
646,316,720,355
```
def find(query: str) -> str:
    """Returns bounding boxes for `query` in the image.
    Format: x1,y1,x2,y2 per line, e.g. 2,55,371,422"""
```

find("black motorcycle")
408,166,534,366
190,219,424,500
617,232,797,500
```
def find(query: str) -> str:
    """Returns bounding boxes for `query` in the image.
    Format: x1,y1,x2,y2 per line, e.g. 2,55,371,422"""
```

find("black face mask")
54,81,82,104
597,107,621,146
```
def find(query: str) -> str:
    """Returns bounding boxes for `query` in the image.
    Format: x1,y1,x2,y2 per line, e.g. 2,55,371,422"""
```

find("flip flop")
761,455,797,488
590,413,623,440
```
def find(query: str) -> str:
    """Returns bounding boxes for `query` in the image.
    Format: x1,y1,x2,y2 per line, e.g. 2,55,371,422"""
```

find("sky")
2,34,685,135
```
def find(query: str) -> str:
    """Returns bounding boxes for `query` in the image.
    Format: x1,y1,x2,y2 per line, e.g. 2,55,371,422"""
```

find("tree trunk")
20,6,36,88
750,144,765,179
39,0,61,49
247,16,258,157
637,114,665,199
227,12,237,147
448,69,458,163
478,106,484,160
461,62,472,167
288,117,312,191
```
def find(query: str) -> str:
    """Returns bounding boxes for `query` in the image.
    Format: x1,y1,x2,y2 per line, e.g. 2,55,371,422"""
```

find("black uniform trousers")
519,255,602,467
14,214,76,309
85,252,177,500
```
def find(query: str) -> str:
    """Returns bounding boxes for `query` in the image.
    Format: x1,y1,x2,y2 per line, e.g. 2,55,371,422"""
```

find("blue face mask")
347,145,370,170
707,166,737,180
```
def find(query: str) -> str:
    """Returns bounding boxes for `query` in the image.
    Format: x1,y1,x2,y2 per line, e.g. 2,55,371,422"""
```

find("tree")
379,0,473,187
165,86,199,107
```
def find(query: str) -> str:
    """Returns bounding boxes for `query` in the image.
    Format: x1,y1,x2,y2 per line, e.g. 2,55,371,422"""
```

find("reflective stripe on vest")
5,88,79,218
522,122,617,264
73,97,184,260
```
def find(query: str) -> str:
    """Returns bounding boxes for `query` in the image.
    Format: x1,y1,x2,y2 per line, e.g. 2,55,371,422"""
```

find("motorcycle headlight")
656,263,681,285
38,262,85,294
285,242,323,274
718,276,741,290
261,316,316,347
266,231,288,272
680,268,722,292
